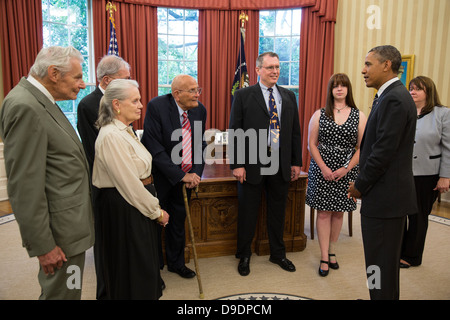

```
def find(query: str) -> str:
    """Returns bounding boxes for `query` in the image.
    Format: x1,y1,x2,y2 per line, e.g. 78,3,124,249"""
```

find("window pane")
168,35,184,60
168,9,184,35
168,61,184,79
292,38,300,61
290,62,299,86
158,8,198,92
259,37,274,54
185,61,198,78
158,87,172,96
69,0,87,26
275,37,291,61
277,62,290,86
185,36,198,60
259,8,301,94
292,9,301,35
70,27,88,55
49,0,68,24
158,61,169,85
158,35,168,59
50,23,70,47
275,10,292,36
43,0,94,133
259,11,275,37
157,8,168,33
185,10,198,35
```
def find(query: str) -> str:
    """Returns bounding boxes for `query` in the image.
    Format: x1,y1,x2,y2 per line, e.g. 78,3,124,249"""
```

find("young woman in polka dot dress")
306,73,367,277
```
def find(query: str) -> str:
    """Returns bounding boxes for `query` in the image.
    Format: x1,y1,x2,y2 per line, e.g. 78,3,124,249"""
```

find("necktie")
268,88,280,149
371,94,379,110
181,112,192,173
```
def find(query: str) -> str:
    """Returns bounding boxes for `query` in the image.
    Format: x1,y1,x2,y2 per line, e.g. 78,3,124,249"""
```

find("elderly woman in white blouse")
92,79,169,299
401,76,450,268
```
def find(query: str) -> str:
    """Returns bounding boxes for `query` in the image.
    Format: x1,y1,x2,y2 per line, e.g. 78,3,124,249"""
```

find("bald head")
171,75,201,111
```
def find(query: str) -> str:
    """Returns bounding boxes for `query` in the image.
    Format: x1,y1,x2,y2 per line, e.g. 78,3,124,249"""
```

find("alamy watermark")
171,121,280,175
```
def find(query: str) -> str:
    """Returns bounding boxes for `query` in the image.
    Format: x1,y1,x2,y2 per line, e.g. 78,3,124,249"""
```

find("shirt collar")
377,77,400,98
27,75,56,104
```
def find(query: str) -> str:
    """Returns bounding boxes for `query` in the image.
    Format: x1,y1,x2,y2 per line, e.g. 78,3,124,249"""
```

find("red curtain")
92,0,158,129
0,0,43,96
198,10,259,131
298,0,337,172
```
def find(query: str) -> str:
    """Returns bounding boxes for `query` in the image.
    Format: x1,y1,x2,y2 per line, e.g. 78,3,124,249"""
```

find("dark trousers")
401,175,439,266
159,182,191,269
361,214,406,300
236,169,290,259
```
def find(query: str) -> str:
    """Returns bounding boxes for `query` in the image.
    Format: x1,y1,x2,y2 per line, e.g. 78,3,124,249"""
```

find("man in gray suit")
0,46,94,299
348,45,417,300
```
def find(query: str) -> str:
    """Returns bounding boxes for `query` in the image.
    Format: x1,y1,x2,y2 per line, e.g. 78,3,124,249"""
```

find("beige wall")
335,0,450,116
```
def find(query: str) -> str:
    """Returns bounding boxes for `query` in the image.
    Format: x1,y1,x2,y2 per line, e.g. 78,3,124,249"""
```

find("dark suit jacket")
229,83,302,184
355,80,418,218
0,78,94,258
77,86,103,173
141,94,207,198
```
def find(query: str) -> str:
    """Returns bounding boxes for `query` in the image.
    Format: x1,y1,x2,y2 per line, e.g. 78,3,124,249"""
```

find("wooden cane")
182,184,204,299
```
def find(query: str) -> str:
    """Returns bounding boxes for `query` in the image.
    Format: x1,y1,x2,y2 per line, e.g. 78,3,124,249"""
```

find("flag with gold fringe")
231,13,250,106
106,2,119,56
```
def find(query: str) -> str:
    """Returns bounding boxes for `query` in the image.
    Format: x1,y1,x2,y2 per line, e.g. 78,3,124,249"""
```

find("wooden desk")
183,163,307,262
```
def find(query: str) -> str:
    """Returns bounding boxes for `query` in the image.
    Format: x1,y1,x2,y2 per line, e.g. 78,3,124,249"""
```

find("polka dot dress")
306,108,359,212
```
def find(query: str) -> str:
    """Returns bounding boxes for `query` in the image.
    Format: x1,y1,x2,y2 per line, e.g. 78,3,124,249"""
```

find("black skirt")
97,184,162,300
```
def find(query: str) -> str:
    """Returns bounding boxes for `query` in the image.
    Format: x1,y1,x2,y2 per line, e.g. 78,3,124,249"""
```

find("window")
259,9,301,99
157,8,199,96
42,0,95,129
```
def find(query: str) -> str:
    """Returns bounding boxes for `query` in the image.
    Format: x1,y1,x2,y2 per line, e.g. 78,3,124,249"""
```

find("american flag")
108,20,119,56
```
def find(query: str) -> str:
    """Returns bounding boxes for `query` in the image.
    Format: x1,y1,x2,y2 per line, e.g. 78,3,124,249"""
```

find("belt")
140,175,154,186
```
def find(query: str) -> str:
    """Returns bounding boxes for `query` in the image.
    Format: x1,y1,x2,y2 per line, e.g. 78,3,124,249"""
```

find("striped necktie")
268,87,280,149
181,111,192,173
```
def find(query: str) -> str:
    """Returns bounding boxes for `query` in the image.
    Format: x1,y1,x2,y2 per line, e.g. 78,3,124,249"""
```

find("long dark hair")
409,76,444,115
325,73,358,119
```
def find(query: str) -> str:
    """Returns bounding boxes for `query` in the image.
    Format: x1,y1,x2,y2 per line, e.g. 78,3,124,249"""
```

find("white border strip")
0,213,15,225
429,214,450,226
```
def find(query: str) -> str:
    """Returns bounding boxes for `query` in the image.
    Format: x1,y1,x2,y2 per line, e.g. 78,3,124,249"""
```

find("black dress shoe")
161,277,166,290
269,257,296,272
168,265,196,278
318,260,329,277
329,254,339,270
238,257,250,276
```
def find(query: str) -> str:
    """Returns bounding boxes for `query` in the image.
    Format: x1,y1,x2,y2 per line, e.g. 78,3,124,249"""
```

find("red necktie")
181,112,192,173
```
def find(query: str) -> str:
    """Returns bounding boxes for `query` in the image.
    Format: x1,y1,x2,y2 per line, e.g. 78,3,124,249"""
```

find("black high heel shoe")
329,254,339,270
318,260,329,277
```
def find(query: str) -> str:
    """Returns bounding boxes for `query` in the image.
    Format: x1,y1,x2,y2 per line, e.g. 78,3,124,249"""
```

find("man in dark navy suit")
348,45,417,300
229,52,302,276
142,75,207,280
77,54,130,300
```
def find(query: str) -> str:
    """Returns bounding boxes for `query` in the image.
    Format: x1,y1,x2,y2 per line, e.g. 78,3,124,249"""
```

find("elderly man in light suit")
0,46,94,299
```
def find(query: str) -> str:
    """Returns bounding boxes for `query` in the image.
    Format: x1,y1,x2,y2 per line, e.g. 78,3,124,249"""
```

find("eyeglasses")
177,87,202,95
261,66,280,71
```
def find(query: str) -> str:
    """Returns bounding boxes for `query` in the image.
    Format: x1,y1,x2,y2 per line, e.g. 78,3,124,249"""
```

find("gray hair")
29,46,83,79
96,79,139,128
369,45,402,74
96,55,130,82
256,52,279,68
